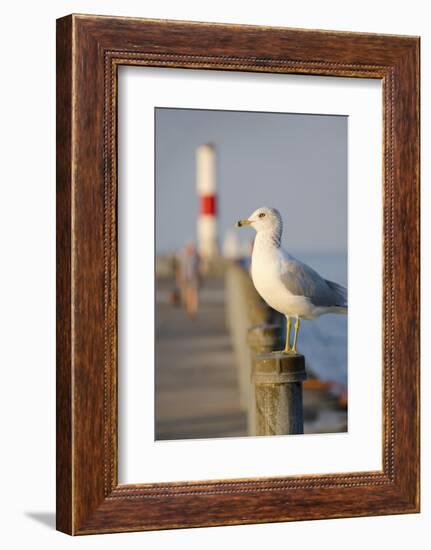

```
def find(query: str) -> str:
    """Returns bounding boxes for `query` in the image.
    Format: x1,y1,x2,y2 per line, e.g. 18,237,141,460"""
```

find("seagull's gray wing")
324,279,348,308
280,254,347,308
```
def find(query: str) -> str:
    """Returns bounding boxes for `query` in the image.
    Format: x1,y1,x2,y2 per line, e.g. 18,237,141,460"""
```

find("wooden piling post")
225,263,273,409
253,352,307,435
247,324,282,435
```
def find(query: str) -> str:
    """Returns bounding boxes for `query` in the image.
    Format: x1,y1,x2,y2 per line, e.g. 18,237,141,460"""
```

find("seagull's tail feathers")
325,279,348,308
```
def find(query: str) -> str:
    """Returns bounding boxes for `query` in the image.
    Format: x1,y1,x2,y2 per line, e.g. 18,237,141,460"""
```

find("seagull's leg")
292,317,300,353
284,316,292,352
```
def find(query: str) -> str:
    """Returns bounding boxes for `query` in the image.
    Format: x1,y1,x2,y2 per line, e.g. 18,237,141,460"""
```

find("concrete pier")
155,276,246,440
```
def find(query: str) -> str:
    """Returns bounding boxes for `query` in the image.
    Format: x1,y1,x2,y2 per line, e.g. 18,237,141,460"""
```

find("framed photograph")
56,14,420,534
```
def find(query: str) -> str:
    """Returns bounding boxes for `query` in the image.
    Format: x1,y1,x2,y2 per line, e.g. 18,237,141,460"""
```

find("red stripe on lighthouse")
200,195,217,215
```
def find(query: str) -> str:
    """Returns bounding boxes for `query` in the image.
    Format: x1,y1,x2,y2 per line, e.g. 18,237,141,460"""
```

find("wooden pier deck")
155,276,247,440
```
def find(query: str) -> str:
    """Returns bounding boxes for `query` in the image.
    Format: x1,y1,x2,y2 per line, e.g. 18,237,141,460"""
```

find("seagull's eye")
258,213,266,218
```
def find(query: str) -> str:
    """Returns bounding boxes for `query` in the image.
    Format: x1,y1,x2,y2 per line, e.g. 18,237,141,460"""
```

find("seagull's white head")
236,207,283,236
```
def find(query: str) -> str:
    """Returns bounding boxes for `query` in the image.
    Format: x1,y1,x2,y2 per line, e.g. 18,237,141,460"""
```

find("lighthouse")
196,144,218,266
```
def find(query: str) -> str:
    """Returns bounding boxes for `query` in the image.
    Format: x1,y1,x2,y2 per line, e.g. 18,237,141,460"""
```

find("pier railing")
224,261,306,436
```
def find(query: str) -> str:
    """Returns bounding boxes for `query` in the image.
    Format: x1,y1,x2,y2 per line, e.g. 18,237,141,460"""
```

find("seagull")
237,207,347,354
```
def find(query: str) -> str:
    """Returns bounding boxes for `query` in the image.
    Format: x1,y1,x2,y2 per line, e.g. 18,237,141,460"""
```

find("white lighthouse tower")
196,144,218,267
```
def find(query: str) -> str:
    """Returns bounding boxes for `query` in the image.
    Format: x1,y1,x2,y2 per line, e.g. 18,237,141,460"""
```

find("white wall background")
0,1,427,548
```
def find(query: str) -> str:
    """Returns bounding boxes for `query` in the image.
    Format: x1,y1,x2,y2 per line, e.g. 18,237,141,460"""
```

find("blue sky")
155,108,347,256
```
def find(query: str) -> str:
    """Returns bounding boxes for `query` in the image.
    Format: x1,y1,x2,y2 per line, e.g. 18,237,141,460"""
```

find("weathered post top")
253,352,307,436
253,352,307,384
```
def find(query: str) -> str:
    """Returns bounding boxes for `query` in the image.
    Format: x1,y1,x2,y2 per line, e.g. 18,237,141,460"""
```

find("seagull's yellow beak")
236,219,252,228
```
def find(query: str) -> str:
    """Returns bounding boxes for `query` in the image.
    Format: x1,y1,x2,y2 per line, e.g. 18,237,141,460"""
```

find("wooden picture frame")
56,14,420,535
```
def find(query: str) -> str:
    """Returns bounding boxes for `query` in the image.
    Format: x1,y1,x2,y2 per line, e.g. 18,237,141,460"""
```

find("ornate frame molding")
57,14,419,534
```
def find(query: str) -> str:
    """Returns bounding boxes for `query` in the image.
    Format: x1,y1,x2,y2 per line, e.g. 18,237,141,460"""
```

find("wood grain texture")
56,14,420,535
56,15,73,535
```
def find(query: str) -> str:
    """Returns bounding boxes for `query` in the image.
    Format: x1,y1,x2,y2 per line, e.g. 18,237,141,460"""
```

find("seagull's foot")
283,343,292,353
281,347,298,355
